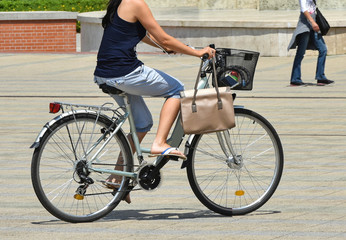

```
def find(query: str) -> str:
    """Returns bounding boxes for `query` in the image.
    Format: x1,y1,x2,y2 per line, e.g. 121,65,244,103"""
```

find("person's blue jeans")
290,31,328,83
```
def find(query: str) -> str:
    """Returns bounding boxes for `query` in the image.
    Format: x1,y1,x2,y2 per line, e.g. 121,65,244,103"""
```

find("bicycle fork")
216,130,244,169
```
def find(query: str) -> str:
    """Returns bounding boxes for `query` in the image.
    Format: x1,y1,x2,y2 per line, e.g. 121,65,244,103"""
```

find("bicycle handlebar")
202,53,210,60
201,44,216,60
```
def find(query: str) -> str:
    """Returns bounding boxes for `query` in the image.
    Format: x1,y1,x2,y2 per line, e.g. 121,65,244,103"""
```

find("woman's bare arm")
303,11,320,32
131,0,214,58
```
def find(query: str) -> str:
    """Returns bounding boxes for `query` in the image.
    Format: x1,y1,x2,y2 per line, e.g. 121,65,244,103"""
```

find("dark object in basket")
214,48,260,91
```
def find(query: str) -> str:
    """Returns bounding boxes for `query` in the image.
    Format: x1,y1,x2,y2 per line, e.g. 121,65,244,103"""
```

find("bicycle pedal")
162,155,179,161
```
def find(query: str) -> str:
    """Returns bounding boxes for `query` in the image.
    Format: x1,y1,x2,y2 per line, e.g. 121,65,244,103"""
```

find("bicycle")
30,46,284,223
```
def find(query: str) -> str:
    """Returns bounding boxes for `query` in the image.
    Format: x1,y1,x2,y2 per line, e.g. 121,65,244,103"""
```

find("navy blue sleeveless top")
94,11,146,78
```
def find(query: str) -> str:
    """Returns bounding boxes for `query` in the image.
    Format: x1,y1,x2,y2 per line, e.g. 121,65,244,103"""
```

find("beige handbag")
180,57,235,134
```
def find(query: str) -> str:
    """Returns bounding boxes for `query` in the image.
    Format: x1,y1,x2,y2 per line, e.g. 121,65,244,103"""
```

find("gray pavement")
0,52,346,239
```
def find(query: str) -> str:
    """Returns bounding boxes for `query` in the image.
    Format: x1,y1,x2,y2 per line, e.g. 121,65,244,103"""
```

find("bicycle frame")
90,58,240,178
31,58,240,181
88,85,202,179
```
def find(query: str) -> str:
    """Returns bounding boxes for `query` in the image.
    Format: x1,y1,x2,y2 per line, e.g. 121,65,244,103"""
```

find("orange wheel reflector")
235,190,245,196
74,194,84,200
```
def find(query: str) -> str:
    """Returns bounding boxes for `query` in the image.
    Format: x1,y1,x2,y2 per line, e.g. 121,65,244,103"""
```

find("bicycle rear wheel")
186,108,284,216
31,112,132,222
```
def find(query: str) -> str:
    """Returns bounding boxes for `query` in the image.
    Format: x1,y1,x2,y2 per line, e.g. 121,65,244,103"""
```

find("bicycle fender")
30,110,100,149
234,105,244,109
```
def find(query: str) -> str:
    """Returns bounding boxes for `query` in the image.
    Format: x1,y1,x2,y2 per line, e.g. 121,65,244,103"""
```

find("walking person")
288,0,334,86
93,0,215,203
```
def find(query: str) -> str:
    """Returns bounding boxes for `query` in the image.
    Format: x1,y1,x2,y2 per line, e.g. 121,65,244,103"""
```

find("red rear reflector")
49,103,61,113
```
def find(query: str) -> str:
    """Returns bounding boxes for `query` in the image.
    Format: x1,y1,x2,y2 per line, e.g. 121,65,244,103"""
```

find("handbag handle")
191,56,223,113
312,0,317,6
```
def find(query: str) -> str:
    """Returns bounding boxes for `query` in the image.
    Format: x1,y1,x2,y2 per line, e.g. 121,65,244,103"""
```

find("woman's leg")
312,32,328,80
150,97,184,157
96,66,185,157
106,132,147,204
290,32,310,84
111,66,185,156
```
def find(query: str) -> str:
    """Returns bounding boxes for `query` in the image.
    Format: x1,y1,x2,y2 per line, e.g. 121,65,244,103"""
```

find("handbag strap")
211,57,223,110
191,56,223,113
312,0,317,7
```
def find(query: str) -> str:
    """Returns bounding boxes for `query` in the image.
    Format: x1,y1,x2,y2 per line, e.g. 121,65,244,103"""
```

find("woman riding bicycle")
93,0,215,202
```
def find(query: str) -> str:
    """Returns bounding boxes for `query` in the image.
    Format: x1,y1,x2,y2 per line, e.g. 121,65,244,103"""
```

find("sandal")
148,147,187,160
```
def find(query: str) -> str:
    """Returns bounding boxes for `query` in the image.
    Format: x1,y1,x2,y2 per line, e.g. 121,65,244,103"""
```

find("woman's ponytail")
102,0,122,28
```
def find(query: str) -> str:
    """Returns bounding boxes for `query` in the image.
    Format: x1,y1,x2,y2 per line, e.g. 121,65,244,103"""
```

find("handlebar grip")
202,53,209,60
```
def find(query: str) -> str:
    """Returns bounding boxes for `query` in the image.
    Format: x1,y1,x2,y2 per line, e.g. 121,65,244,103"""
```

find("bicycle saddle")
99,83,124,95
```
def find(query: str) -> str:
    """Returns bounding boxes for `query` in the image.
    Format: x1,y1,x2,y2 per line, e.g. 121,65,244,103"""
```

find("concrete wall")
144,0,346,10
145,0,258,9
78,10,346,56
259,0,346,10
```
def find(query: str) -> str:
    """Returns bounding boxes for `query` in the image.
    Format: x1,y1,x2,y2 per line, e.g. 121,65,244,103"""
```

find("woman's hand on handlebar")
198,46,216,60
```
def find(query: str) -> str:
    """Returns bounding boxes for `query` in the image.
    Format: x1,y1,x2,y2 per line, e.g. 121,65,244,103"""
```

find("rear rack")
52,101,126,119
54,102,117,112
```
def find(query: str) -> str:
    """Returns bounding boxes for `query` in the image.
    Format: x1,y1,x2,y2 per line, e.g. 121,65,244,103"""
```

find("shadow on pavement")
30,208,281,224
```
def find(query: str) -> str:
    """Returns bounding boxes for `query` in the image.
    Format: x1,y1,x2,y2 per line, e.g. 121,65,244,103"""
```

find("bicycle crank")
137,164,161,191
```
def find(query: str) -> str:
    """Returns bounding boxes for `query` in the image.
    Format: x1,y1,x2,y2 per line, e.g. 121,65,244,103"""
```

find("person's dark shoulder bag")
313,0,330,36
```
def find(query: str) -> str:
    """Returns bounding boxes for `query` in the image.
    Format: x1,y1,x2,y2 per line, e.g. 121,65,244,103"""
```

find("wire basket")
215,48,260,91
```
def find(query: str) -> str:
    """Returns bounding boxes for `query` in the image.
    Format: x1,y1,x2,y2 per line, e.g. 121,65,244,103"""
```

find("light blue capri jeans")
94,65,184,133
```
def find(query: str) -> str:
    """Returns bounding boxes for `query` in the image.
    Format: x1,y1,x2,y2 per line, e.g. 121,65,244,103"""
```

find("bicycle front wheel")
186,108,284,216
31,112,133,222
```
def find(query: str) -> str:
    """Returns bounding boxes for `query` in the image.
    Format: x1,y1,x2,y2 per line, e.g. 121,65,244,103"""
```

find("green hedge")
0,0,107,12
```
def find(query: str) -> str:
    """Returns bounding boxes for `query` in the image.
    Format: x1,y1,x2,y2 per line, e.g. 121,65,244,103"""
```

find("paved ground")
0,52,345,239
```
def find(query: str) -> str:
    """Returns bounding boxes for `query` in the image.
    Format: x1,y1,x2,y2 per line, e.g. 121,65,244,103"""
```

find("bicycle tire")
31,112,133,222
186,108,284,216
216,65,251,89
